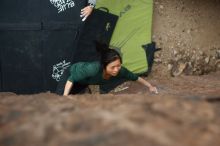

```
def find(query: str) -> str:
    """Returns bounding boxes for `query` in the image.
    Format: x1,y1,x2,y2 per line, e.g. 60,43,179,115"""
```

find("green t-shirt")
68,61,138,85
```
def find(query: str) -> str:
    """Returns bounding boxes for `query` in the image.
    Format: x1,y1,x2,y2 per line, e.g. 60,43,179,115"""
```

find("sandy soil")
0,0,220,146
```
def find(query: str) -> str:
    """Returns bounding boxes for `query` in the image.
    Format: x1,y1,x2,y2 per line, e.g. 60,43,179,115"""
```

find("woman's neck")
103,70,111,80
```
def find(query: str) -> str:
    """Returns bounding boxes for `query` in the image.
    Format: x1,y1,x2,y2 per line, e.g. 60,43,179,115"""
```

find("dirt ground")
153,0,220,76
0,0,220,146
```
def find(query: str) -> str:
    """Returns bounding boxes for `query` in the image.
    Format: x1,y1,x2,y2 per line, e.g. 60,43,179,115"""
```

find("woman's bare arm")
136,77,158,94
63,80,73,96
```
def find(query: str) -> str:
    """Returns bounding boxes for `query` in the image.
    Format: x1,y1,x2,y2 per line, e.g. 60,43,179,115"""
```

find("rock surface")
1,72,220,146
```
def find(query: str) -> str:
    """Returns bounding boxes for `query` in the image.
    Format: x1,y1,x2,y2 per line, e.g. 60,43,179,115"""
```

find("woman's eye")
116,65,121,69
111,65,121,70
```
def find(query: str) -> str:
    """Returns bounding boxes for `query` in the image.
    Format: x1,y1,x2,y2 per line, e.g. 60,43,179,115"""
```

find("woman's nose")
114,67,120,72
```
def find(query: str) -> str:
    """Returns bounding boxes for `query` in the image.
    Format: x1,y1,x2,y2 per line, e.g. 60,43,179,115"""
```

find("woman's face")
105,59,121,76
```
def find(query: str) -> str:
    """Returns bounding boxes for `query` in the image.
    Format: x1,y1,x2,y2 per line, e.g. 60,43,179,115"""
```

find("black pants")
55,67,90,95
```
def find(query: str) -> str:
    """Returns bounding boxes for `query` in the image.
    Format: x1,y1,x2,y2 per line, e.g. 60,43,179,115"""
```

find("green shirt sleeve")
119,66,139,81
68,62,100,82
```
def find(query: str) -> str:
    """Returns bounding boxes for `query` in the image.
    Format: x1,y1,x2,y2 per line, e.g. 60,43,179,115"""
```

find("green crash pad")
96,0,153,74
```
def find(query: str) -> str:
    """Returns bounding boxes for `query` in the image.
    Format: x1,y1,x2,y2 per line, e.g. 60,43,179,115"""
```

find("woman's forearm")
137,77,153,88
137,77,158,94
63,80,73,96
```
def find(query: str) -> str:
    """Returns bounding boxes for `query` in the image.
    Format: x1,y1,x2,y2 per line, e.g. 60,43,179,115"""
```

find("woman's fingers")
80,6,93,20
150,86,159,94
81,10,87,16
80,12,86,17
82,16,88,21
154,87,159,94
80,10,88,21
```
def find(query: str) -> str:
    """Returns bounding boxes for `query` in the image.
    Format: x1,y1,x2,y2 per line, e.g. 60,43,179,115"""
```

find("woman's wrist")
88,3,95,8
146,83,153,89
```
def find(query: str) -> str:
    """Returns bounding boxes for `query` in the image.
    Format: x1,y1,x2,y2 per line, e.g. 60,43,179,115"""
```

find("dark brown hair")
95,41,122,69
